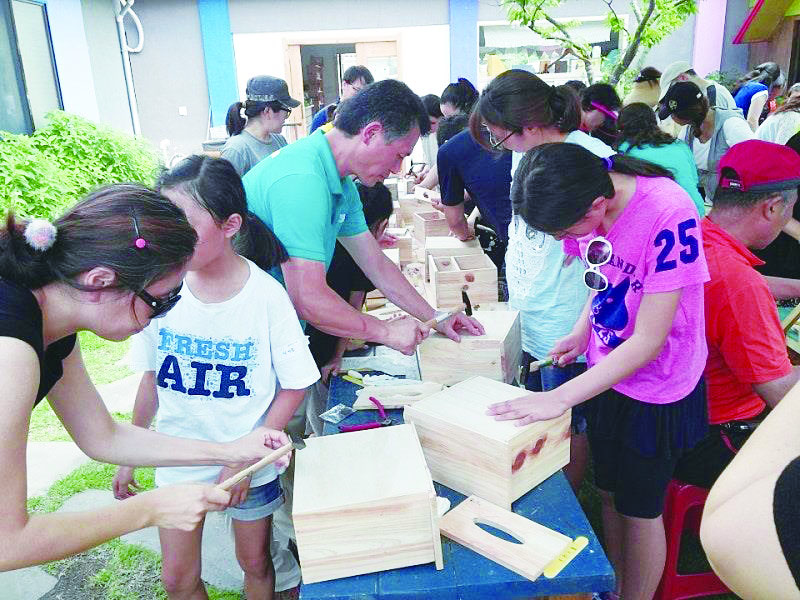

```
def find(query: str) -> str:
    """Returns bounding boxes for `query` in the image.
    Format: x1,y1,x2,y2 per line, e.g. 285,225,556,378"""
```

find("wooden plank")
353,382,445,409
414,186,441,203
293,424,442,583
439,496,572,583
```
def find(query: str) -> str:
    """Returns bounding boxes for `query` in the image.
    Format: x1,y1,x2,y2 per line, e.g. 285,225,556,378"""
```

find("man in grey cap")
659,60,739,112
221,75,301,177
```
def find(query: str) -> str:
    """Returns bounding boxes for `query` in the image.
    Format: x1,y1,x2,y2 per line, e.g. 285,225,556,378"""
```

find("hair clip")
24,219,57,252
602,156,614,171
131,213,148,249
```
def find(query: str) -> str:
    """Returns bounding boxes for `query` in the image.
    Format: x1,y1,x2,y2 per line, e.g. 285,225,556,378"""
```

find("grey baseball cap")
658,60,692,101
246,75,301,108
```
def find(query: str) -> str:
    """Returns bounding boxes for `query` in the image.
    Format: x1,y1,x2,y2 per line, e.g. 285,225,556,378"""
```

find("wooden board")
413,211,451,243
417,310,521,386
383,247,401,266
353,381,445,409
404,376,571,508
414,186,441,203
429,253,498,308
384,227,413,265
439,496,572,582
293,424,443,583
397,196,432,227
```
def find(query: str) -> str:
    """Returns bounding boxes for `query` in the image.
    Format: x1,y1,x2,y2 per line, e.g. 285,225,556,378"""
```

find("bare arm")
747,93,768,131
442,202,473,241
48,343,285,467
264,388,307,432
700,380,800,599
765,275,800,300
753,366,800,408
0,338,230,571
490,290,681,422
782,217,800,241
416,165,438,190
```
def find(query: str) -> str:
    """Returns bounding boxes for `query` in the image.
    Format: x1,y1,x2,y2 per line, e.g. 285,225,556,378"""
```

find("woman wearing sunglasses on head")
0,185,291,571
489,144,710,600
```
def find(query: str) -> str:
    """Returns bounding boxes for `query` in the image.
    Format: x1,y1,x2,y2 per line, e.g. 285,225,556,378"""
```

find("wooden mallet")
216,442,296,491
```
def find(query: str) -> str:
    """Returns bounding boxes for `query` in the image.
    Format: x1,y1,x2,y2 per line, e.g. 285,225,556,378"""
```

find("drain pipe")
115,0,143,136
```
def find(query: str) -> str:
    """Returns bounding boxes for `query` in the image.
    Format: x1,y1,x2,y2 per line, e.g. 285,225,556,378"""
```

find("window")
0,0,61,134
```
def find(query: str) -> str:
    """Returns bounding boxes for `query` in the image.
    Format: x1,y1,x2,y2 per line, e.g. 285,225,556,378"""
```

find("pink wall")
693,0,728,76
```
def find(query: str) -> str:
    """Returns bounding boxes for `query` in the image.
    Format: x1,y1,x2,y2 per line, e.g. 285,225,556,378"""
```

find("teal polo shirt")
243,130,368,284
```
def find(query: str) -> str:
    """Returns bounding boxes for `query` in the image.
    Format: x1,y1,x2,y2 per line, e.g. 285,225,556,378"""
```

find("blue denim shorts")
523,352,588,434
224,477,284,522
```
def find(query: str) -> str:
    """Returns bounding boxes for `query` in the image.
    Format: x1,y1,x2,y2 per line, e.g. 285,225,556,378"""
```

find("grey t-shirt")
220,130,288,177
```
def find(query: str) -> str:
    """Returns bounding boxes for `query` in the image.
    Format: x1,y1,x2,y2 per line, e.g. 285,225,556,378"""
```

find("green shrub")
0,111,161,220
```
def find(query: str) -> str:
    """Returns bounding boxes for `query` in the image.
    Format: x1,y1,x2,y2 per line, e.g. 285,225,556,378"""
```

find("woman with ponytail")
469,68,614,493
490,143,709,600
0,186,291,570
113,156,318,599
222,75,300,177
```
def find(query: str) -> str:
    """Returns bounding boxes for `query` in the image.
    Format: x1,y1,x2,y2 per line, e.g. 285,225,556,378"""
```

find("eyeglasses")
136,282,183,319
278,103,293,114
486,127,516,150
583,236,612,291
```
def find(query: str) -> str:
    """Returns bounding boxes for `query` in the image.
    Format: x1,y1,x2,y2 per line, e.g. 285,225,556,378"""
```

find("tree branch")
610,0,655,84
603,0,629,35
542,14,595,82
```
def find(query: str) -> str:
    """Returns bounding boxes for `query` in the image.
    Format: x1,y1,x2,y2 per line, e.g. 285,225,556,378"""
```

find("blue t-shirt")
437,130,512,241
734,81,768,117
310,103,336,133
243,130,368,285
507,130,614,360
618,139,704,216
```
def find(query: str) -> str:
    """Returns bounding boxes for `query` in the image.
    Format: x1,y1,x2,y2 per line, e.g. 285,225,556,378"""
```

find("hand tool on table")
216,438,305,491
339,396,393,432
420,289,474,329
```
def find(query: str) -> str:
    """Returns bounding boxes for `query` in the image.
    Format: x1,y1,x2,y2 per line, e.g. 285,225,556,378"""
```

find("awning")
733,0,794,44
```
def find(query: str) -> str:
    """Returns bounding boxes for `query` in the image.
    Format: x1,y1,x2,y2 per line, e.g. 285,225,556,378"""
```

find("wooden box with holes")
419,235,483,280
397,194,432,227
428,253,498,308
292,424,444,583
404,376,571,510
412,211,451,243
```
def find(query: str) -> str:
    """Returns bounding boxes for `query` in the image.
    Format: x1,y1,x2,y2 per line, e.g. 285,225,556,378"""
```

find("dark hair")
225,100,285,136
564,80,587,93
421,94,443,119
158,156,287,272
0,185,197,291
581,83,622,112
617,103,676,149
357,182,393,233
334,79,430,141
673,92,709,138
512,143,672,234
469,69,581,149
343,65,374,86
440,78,479,113
634,67,662,83
436,114,469,146
732,62,784,95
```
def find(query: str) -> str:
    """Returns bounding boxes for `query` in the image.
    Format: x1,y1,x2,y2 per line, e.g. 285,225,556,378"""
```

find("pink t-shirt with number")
576,176,709,404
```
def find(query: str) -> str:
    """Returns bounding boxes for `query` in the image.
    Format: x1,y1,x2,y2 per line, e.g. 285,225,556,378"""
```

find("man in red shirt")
675,139,800,488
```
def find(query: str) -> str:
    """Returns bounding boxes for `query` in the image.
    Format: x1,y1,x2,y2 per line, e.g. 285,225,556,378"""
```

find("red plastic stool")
653,479,730,600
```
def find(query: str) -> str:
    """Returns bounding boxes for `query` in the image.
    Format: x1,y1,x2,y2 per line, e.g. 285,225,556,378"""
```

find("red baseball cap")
718,139,800,193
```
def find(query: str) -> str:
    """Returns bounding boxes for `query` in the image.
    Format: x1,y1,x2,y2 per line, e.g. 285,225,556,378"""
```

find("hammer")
420,289,473,329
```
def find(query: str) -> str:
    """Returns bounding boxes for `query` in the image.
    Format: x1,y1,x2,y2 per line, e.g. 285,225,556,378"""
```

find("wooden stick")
421,303,466,329
529,356,555,372
216,443,294,491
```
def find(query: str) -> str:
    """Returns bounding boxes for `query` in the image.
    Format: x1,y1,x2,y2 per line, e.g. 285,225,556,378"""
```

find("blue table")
301,374,615,599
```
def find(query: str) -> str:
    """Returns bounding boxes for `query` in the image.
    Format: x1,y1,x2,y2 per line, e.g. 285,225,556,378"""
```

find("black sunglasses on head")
136,282,183,319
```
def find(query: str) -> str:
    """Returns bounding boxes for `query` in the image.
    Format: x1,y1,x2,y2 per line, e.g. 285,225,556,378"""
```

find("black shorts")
586,379,708,519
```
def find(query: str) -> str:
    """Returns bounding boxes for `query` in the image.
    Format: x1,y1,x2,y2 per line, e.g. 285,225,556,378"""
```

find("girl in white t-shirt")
113,156,319,599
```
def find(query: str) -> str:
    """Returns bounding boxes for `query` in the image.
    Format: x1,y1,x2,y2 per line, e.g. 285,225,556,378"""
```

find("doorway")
284,37,401,139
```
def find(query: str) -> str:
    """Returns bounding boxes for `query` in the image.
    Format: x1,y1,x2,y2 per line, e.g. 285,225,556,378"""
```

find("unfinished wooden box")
429,253,498,308
293,424,443,583
413,211,450,243
384,227,413,266
420,236,482,280
417,310,521,386
405,376,571,509
397,195,431,227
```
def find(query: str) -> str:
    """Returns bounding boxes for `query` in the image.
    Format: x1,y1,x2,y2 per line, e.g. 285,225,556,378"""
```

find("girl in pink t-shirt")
489,143,709,600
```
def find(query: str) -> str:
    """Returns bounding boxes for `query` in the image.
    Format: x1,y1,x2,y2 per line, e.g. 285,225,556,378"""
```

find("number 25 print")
653,219,699,273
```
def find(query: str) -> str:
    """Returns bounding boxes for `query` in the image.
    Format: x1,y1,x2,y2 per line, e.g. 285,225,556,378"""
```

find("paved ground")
2,373,295,599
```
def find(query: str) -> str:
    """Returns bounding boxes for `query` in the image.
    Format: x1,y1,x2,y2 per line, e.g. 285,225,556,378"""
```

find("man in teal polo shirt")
244,79,482,355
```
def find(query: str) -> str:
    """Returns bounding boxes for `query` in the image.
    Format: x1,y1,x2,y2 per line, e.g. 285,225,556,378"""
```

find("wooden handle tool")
529,356,556,372
216,442,295,491
421,303,466,329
